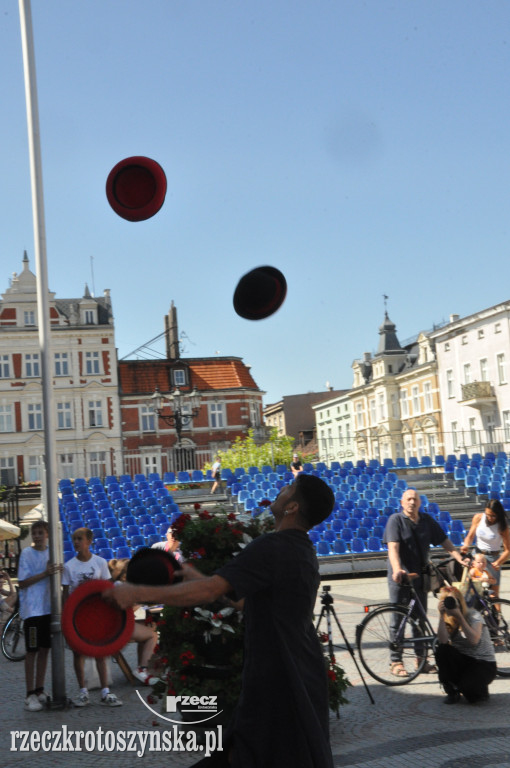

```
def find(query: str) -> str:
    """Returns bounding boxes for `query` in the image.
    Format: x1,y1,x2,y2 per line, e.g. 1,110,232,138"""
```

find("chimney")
165,302,180,359
449,314,460,323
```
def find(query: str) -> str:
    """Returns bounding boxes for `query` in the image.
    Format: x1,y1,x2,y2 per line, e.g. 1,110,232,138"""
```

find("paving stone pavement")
1,575,508,767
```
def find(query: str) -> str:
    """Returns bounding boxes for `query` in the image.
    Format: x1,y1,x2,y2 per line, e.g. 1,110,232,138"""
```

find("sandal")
416,659,437,673
390,662,409,677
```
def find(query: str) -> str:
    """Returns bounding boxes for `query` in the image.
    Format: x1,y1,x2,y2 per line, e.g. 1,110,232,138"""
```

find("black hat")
126,547,182,586
233,266,287,320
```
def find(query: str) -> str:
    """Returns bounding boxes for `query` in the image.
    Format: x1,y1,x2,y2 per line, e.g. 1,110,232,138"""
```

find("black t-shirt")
383,511,447,575
217,530,333,768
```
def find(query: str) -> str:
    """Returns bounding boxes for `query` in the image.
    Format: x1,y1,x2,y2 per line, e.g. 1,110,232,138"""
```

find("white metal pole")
18,0,66,705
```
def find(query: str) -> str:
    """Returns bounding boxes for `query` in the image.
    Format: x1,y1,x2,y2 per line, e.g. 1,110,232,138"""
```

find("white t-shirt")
62,553,110,594
18,545,51,620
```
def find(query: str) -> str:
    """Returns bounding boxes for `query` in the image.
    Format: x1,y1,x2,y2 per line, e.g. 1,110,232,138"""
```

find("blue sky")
1,1,509,404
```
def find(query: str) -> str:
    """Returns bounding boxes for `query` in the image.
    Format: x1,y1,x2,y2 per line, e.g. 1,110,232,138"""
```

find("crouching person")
435,586,496,704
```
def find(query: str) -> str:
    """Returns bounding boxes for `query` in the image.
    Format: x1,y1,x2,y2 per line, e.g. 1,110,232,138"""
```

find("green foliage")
206,428,296,472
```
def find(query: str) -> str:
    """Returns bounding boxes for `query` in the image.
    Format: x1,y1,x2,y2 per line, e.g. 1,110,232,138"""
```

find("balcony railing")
461,381,495,402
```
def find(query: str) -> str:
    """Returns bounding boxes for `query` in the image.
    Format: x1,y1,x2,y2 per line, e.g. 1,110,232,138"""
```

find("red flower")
318,633,329,644
227,513,236,521
259,499,272,507
152,720,159,726
199,510,212,520
194,502,201,510
327,669,337,682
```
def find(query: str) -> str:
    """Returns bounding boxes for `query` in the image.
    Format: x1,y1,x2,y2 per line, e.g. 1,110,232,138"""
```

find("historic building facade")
430,302,510,456
0,253,123,483
119,303,264,475
314,313,444,465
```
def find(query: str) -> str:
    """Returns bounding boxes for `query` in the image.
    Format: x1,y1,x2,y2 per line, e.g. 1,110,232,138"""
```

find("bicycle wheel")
356,605,427,685
1,612,26,661
487,597,510,678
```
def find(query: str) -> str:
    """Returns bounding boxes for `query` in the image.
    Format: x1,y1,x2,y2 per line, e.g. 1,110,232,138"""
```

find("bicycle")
355,556,510,685
1,609,25,661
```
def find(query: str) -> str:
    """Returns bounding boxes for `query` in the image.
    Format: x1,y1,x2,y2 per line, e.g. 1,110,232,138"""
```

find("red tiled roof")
119,357,259,395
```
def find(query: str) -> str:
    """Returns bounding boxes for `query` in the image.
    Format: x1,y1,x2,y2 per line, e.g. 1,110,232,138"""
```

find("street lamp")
149,386,201,444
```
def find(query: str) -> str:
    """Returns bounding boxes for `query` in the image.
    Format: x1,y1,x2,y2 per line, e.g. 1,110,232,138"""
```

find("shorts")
24,614,52,652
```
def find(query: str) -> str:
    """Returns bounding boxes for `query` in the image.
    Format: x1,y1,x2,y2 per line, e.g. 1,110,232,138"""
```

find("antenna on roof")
383,294,388,313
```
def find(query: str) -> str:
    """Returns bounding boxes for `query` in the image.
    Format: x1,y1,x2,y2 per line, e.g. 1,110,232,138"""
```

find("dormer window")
173,369,186,386
84,310,95,324
24,310,36,326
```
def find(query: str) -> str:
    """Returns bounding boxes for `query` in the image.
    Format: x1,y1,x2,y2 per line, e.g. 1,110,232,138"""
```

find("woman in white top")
461,499,510,598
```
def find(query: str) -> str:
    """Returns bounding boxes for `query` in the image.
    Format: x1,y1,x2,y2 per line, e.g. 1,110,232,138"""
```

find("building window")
249,401,260,426
503,411,510,441
209,402,225,429
345,422,351,439
391,393,399,418
424,382,432,411
173,369,186,387
497,353,506,385
338,425,343,445
28,455,41,482
377,392,386,420
495,323,501,334
480,358,488,382
478,329,484,339
24,310,36,326
400,390,409,418
469,417,477,445
0,355,10,379
141,404,156,432
463,363,472,384
28,403,43,430
89,452,106,477
411,386,420,414
446,370,454,399
0,457,16,486
58,454,74,479
88,400,103,427
57,402,72,429
461,335,468,345
445,342,450,352
55,352,69,376
370,399,376,425
355,402,364,429
25,353,40,378
451,421,458,451
84,310,95,324
85,351,100,375
0,404,14,433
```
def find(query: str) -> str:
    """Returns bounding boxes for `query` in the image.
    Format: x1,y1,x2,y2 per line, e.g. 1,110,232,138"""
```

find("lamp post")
149,386,201,444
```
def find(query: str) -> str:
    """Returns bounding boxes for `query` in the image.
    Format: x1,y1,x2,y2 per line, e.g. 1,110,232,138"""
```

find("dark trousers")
388,579,427,662
435,643,497,703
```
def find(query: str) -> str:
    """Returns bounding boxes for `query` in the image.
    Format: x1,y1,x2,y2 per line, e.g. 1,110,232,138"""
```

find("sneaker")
133,667,150,684
37,691,50,705
101,692,122,707
24,694,43,712
72,691,90,708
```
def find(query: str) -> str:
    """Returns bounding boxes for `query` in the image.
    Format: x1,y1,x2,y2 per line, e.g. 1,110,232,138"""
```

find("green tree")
208,428,296,472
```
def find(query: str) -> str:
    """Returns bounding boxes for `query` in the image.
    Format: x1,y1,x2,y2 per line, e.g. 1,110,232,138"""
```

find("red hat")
233,266,287,320
61,579,134,657
106,156,167,221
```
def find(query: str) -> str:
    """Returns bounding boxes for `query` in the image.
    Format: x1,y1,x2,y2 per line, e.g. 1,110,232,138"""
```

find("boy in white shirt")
62,527,122,707
18,521,62,712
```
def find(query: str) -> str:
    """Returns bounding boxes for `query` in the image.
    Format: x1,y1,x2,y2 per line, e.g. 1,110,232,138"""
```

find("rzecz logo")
167,695,218,716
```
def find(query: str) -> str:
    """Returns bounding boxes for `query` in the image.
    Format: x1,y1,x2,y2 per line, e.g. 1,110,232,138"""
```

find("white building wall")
433,305,510,456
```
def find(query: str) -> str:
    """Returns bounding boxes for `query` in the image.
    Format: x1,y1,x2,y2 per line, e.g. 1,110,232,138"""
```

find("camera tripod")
315,585,375,706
